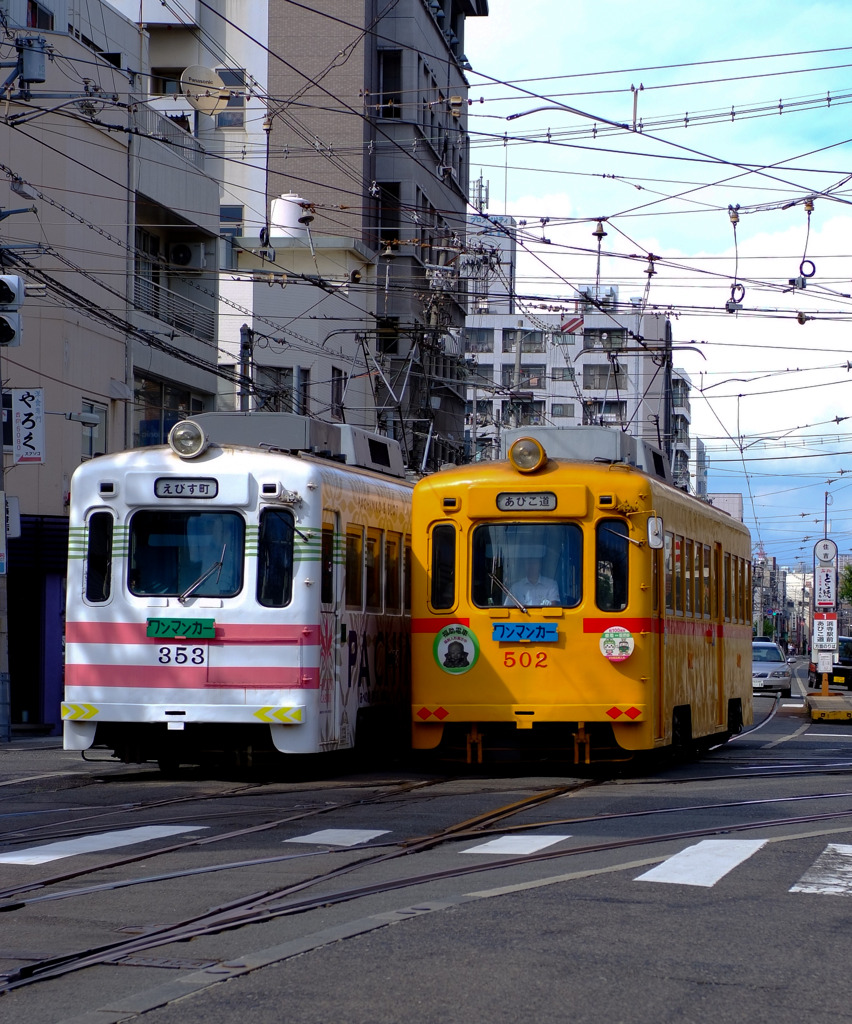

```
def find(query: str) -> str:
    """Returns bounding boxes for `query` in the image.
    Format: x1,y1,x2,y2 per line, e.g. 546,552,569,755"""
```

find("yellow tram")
411,427,753,764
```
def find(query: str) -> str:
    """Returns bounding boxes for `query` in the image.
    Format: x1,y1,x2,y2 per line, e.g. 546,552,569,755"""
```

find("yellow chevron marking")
254,706,304,725
61,703,99,721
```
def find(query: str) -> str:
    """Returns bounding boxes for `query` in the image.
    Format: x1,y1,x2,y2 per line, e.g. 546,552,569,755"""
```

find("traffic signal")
0,275,23,347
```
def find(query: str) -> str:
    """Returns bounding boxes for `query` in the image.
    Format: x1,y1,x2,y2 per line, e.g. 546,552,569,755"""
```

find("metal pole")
0,345,9,742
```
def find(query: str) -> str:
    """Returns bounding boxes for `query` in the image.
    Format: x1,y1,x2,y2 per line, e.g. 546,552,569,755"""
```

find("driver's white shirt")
505,576,560,607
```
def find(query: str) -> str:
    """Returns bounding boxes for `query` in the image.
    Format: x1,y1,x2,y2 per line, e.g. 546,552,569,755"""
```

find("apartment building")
1,0,222,729
465,287,694,478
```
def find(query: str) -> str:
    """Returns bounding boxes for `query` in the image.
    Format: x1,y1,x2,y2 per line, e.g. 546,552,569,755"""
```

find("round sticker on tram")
600,625,635,662
434,624,480,674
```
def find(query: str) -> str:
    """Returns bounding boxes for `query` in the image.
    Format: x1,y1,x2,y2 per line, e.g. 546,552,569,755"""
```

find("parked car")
753,635,776,644
808,636,852,688
752,641,793,698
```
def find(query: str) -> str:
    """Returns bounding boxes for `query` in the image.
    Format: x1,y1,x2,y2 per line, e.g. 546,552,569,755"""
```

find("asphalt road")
3,663,852,1024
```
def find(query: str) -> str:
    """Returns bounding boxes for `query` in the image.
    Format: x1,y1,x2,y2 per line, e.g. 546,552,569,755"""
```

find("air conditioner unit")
168,242,206,269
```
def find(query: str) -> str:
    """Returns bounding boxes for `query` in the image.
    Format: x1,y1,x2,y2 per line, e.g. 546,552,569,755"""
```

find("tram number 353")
503,650,548,668
157,645,207,665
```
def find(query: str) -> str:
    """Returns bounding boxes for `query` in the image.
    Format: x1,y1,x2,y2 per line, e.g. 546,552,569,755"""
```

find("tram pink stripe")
65,665,321,689
66,621,321,644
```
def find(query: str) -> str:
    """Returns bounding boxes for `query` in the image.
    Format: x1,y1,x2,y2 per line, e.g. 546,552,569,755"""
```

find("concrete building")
0,0,222,730
111,0,489,470
464,287,695,475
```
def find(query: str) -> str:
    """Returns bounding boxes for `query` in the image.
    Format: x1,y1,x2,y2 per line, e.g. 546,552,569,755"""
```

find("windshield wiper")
179,544,226,604
488,572,528,615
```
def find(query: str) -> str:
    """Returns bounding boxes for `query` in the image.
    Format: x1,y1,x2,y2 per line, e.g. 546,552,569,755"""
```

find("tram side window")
596,520,629,612
365,527,383,612
385,531,401,613
257,509,295,608
664,532,674,612
704,544,712,614
321,525,335,605
430,524,456,610
684,539,693,615
471,522,582,609
404,535,412,611
85,511,114,603
345,527,364,609
693,542,702,617
723,552,732,620
673,534,684,614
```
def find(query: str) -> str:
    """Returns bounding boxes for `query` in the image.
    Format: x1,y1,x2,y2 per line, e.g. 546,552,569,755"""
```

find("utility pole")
0,222,31,743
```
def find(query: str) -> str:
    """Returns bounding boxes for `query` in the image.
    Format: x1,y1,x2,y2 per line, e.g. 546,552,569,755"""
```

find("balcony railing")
131,102,206,169
133,276,215,341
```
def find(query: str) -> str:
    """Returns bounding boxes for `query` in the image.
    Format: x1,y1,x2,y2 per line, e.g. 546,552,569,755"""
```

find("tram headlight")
168,419,209,459
508,436,547,473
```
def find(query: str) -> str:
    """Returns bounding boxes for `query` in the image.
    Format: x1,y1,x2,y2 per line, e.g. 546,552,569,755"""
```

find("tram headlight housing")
508,436,547,473
168,419,209,459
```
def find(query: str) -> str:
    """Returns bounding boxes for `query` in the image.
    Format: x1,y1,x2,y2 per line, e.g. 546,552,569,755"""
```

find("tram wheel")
671,706,693,760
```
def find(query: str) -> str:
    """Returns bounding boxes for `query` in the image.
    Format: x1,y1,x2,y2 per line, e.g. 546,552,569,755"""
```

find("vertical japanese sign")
12,388,44,464
815,566,837,608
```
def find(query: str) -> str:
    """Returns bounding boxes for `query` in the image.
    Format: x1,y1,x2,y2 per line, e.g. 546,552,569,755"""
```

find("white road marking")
634,839,768,887
790,844,852,895
0,825,208,865
284,829,389,847
462,834,571,856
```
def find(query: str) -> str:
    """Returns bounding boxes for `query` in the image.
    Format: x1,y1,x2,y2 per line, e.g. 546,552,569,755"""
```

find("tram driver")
504,553,560,607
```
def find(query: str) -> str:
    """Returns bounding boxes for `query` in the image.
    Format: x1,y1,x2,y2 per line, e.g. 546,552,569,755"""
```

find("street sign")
817,651,835,674
813,612,838,651
815,566,836,608
815,538,838,564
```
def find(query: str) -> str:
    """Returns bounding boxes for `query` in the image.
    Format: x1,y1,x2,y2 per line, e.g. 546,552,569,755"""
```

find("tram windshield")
471,523,582,609
129,510,245,598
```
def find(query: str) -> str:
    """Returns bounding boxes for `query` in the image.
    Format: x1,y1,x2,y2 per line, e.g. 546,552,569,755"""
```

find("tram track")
6,791,852,996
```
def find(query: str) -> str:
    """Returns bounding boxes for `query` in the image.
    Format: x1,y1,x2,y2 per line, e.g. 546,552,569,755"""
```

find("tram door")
319,512,343,746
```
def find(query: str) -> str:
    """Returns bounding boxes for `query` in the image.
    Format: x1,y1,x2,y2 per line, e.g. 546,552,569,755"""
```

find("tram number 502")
503,650,547,669
158,646,206,665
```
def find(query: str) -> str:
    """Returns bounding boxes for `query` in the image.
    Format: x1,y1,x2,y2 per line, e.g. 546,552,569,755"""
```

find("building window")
466,328,494,353
583,328,627,351
583,400,626,426
378,182,401,248
81,402,108,461
219,205,244,239
331,366,345,420
133,376,206,447
551,403,574,418
296,367,311,415
377,317,400,355
583,363,628,390
377,50,402,118
150,68,184,95
502,330,545,353
501,364,546,389
255,365,294,412
134,226,161,318
27,0,54,29
216,69,246,128
470,362,493,385
551,366,575,381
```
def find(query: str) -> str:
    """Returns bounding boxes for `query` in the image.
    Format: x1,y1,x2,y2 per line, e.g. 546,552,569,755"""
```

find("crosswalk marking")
462,835,572,856
635,839,768,887
0,825,208,865
284,829,390,847
790,843,852,895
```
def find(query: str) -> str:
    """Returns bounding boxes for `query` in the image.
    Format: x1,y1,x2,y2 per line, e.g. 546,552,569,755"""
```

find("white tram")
63,413,413,769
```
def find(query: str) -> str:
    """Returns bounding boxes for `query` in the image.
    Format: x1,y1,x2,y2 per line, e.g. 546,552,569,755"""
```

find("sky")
462,0,852,569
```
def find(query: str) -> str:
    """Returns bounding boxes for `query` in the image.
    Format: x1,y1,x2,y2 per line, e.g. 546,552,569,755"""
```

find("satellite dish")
180,66,230,116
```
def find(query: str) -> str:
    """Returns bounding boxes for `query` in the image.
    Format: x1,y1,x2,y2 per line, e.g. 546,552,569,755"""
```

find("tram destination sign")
813,612,838,651
496,491,557,512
